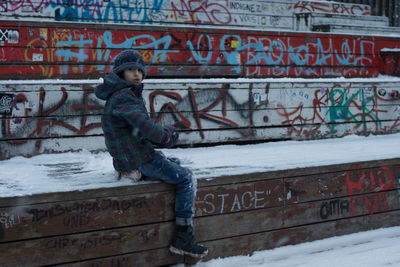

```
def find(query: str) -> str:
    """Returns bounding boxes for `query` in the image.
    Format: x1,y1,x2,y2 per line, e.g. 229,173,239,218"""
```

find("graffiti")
27,198,150,224
1,0,290,27
46,0,165,23
0,0,46,12
0,213,21,229
1,79,399,158
0,23,389,79
196,188,273,215
149,83,253,139
0,94,13,115
328,86,380,132
346,165,395,216
319,199,350,219
289,1,371,16
0,29,19,44
2,0,373,28
45,232,124,249
276,83,399,137
5,86,102,149
170,0,231,25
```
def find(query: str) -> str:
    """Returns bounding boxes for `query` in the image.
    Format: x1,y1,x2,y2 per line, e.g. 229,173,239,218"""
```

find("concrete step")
295,12,389,31
312,23,400,36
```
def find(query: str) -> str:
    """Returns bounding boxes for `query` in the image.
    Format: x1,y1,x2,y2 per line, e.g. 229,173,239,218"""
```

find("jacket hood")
95,73,137,100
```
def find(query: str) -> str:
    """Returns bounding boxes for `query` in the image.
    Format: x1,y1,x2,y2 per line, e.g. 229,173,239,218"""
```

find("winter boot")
169,225,208,258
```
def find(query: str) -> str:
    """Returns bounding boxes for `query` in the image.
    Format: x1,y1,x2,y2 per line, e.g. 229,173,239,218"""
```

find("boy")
95,49,208,258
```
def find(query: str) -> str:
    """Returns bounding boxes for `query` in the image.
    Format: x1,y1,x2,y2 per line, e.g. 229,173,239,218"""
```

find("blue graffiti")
219,34,242,73
315,38,332,65
99,31,179,70
47,0,166,24
55,35,93,73
328,87,381,132
186,34,212,64
187,35,371,71
54,30,375,76
334,40,371,66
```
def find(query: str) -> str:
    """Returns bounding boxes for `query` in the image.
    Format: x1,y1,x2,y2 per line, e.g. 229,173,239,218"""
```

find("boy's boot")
169,225,208,258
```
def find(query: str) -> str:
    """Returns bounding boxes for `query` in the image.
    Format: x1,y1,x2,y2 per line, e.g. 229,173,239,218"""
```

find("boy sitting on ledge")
95,49,208,258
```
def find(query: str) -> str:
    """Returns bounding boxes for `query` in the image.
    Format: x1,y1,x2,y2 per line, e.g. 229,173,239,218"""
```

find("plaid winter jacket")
95,73,165,172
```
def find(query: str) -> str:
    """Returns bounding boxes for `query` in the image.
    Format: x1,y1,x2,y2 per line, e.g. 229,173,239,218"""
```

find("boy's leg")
139,152,196,224
139,152,208,257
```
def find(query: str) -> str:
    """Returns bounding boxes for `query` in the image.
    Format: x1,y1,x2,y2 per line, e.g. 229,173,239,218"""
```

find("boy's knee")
180,168,196,190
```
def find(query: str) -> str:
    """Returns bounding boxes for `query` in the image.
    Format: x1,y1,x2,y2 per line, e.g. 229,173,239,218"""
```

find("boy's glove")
158,125,179,148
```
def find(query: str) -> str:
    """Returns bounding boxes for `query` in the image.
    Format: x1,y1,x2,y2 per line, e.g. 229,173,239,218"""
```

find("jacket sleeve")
112,92,165,144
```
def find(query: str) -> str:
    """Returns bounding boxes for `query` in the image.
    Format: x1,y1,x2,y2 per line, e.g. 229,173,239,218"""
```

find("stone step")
295,12,389,31
312,23,400,35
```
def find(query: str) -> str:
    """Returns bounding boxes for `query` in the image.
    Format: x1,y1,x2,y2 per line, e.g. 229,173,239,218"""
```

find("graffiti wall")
0,2,399,158
0,0,371,28
1,80,399,158
1,20,399,79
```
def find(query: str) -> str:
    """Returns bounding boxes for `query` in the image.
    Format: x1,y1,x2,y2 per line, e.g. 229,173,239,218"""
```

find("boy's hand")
159,125,179,148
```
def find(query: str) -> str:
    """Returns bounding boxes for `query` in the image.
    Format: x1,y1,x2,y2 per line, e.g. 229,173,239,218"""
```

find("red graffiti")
276,83,400,138
149,91,191,129
6,86,102,150
170,0,232,25
289,1,370,16
149,83,250,139
1,0,46,12
346,164,395,216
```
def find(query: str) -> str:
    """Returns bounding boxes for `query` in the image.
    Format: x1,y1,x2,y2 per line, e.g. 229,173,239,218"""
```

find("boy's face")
123,68,143,84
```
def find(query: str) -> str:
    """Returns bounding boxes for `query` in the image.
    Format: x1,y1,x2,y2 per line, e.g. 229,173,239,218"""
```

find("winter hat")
112,50,146,77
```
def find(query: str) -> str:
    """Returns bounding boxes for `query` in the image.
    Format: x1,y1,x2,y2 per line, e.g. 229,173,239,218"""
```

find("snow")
173,226,400,267
1,133,400,197
381,48,400,52
1,75,400,85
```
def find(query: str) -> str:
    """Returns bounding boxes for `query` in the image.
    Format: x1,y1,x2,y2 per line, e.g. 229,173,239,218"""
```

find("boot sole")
169,245,208,258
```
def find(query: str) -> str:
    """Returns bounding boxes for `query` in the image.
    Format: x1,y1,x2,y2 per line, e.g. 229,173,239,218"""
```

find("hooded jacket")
95,73,165,172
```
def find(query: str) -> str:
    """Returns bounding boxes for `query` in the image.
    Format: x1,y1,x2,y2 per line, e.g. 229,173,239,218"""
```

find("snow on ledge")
1,75,400,85
0,133,400,197
381,48,400,52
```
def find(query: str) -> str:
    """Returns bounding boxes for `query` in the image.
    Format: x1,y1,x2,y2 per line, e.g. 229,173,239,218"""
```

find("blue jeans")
139,152,196,226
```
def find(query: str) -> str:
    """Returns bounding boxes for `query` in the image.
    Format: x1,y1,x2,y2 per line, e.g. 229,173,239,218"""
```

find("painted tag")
40,28,47,41
0,0,6,12
253,93,261,105
7,30,19,44
231,40,239,49
32,53,44,62
0,94,13,115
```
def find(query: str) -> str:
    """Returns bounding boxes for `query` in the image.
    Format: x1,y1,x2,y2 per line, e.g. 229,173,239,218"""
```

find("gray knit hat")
112,50,146,77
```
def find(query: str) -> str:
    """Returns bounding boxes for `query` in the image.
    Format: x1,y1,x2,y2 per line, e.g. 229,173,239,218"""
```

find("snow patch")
1,133,400,197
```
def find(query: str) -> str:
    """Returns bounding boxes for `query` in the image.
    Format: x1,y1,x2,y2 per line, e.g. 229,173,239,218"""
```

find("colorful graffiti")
276,84,400,137
1,22,395,79
0,0,301,28
0,0,372,27
1,80,399,158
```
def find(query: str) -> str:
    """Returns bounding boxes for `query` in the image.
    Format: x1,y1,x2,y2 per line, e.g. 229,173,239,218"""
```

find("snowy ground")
174,226,400,267
0,133,400,197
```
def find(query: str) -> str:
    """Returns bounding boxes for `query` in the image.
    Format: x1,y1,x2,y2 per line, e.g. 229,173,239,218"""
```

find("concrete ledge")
1,157,399,265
